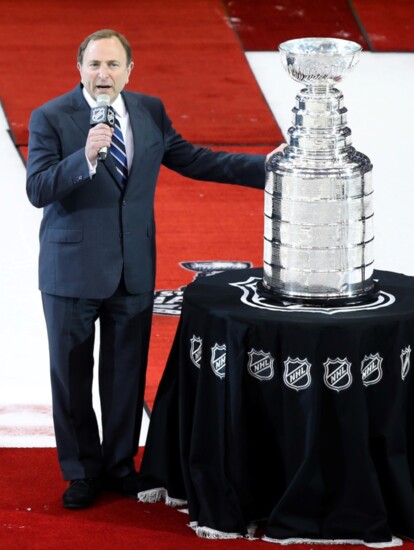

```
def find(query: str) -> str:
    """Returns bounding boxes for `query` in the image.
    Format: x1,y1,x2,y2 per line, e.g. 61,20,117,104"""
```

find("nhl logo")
211,344,226,379
230,277,395,315
361,353,383,387
401,345,411,380
323,358,352,392
190,335,202,368
283,357,311,391
91,107,106,124
247,349,274,381
107,107,115,126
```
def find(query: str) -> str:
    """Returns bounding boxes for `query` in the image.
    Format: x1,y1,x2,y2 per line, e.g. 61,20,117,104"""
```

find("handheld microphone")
90,94,115,161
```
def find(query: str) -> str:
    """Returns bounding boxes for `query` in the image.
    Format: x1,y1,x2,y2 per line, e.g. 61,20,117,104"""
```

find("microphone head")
90,94,115,129
96,94,110,106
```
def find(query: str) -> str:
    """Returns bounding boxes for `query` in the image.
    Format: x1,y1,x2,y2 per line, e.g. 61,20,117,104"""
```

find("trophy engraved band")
261,37,378,305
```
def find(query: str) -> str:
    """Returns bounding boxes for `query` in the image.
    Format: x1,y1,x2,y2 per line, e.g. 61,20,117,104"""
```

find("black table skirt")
138,269,414,546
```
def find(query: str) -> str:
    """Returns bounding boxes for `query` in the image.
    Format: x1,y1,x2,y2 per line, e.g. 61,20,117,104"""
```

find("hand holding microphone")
86,94,115,163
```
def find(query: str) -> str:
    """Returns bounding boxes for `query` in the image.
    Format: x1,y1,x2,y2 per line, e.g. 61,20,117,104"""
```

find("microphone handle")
98,146,108,161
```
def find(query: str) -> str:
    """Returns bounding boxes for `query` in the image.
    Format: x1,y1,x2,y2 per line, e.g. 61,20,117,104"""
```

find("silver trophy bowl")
279,37,362,85
261,37,377,305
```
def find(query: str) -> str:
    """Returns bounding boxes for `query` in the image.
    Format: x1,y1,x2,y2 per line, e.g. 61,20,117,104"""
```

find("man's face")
78,37,134,102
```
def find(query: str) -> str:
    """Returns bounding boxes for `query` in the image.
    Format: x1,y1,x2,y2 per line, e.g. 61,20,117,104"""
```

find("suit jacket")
26,84,266,299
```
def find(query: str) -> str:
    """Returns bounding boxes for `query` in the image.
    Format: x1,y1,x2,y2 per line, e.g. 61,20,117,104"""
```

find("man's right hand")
85,123,114,164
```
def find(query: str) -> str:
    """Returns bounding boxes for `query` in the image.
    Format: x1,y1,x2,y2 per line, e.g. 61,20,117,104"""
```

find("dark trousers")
41,283,153,480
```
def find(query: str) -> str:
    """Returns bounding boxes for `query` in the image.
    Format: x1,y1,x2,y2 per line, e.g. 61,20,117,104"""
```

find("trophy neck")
287,85,353,160
304,83,335,96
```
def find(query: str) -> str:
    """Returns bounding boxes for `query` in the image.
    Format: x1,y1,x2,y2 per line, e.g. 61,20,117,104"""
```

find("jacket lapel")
122,92,148,193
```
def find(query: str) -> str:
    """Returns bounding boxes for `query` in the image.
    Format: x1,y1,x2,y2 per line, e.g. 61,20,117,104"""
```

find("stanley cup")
262,37,377,304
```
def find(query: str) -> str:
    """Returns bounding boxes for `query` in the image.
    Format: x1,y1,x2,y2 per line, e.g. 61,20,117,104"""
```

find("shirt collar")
82,87,127,118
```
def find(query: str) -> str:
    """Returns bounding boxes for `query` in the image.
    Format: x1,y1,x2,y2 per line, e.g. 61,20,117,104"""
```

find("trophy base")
257,279,380,308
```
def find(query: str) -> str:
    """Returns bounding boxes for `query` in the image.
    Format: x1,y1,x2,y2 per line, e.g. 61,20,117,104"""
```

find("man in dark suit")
26,29,283,510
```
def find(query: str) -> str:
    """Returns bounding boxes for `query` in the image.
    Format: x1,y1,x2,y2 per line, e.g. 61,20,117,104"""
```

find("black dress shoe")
62,478,101,509
103,471,140,499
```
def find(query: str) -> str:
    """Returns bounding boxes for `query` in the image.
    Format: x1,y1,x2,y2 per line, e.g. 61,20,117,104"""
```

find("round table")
138,268,414,546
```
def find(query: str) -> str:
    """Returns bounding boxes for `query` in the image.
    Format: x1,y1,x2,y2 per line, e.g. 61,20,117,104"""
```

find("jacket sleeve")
160,103,266,189
26,108,91,208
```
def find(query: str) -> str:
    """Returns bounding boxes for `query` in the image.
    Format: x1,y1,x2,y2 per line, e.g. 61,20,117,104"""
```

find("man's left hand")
266,143,288,162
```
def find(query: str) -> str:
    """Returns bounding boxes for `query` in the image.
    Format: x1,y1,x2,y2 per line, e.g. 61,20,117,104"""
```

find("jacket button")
122,200,126,207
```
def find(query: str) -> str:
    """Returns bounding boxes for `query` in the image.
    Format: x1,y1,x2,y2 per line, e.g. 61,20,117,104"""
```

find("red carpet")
223,0,414,52
0,449,267,549
1,0,281,147
223,0,369,51
353,0,414,51
3,448,413,550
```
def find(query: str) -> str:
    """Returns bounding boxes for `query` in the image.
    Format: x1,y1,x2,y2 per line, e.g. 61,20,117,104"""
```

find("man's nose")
98,66,109,79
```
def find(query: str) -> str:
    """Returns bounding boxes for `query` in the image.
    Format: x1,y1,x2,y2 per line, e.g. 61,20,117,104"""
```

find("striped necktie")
110,117,128,186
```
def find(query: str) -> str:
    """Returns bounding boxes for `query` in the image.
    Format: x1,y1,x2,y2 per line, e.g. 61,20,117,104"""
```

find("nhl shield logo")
401,345,412,380
283,357,312,391
91,107,106,124
361,353,383,386
211,344,226,379
190,335,202,368
107,107,115,126
247,349,274,381
323,358,352,392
